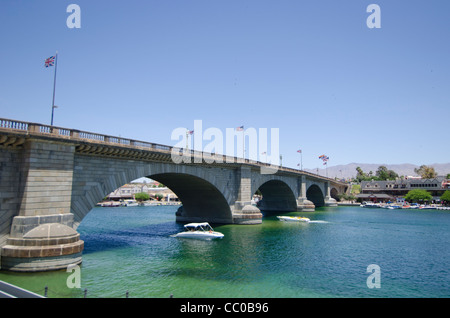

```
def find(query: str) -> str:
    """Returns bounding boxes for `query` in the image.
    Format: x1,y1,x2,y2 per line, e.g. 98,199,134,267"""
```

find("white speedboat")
171,223,224,240
98,201,121,207
360,202,380,208
122,199,139,207
277,216,310,223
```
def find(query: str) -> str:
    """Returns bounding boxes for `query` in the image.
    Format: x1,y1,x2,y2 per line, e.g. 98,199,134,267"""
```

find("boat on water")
97,201,121,207
122,199,139,207
419,205,438,210
171,222,224,240
360,201,381,208
388,204,402,209
277,216,310,223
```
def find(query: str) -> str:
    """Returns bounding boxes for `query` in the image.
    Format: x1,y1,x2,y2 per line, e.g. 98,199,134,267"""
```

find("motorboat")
171,222,224,240
140,200,160,206
387,204,402,209
277,216,310,223
419,205,437,210
360,202,380,208
122,199,139,207
98,201,121,207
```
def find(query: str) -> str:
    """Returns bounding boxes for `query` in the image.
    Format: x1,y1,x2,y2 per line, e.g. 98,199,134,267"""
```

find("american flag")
45,56,55,67
188,130,194,135
297,149,302,153
236,125,244,131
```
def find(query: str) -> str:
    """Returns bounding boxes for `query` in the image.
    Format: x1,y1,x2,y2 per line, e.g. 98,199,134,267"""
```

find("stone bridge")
0,118,347,271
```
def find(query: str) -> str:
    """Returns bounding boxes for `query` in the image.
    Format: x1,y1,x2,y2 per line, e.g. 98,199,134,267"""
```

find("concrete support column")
324,181,338,207
1,139,83,272
297,175,315,212
233,167,262,224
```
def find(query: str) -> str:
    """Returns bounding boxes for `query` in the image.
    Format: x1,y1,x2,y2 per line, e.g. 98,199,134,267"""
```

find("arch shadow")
256,180,298,215
306,185,325,207
150,173,233,224
330,188,339,202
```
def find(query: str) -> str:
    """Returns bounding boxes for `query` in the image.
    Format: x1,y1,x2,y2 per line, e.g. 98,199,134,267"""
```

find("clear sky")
1,0,449,170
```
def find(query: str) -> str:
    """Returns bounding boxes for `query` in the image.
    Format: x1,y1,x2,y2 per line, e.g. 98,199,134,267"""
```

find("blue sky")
1,0,449,170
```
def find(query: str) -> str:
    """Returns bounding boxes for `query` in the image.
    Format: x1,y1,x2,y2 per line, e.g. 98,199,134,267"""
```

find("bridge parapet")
0,118,348,188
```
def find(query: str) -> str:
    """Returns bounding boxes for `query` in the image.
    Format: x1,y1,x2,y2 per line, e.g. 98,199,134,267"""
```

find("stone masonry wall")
0,147,23,264
18,139,75,217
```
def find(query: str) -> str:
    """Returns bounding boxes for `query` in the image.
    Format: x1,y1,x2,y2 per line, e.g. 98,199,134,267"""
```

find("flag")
319,154,326,159
188,130,194,135
261,151,266,155
297,149,302,153
45,56,55,67
236,125,244,131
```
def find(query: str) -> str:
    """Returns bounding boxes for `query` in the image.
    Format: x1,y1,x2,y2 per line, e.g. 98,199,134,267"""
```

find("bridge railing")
0,118,174,152
0,118,29,131
0,118,345,184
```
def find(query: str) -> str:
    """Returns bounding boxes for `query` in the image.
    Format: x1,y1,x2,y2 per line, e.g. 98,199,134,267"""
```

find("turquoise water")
1,206,449,298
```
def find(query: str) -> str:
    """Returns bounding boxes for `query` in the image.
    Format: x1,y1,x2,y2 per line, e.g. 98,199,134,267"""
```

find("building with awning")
356,193,394,203
360,176,448,197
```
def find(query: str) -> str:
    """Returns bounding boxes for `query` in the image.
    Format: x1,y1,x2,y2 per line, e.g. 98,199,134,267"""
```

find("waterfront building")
106,183,178,202
358,176,449,202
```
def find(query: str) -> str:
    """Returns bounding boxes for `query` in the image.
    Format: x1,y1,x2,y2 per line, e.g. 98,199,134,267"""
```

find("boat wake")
308,220,329,224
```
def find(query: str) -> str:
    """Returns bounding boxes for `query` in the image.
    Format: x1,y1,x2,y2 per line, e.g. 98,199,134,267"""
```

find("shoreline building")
106,182,179,202
357,176,449,203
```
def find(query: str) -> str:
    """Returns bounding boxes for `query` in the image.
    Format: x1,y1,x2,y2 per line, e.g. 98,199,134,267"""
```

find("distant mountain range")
304,163,450,179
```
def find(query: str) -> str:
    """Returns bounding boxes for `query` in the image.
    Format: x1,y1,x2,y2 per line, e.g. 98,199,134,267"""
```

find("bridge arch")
306,184,325,207
330,187,339,202
255,180,298,214
70,157,236,228
151,173,232,224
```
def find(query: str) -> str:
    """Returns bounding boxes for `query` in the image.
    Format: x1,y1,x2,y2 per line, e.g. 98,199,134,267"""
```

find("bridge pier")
1,214,83,271
0,139,83,272
297,176,315,211
232,167,262,224
324,182,338,207
297,198,315,212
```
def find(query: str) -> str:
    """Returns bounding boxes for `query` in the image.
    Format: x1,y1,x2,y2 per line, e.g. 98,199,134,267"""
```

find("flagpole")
50,51,58,126
297,150,303,170
301,152,303,170
242,130,245,159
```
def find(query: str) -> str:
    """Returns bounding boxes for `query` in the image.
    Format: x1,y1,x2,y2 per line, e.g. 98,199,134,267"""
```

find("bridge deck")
0,117,346,187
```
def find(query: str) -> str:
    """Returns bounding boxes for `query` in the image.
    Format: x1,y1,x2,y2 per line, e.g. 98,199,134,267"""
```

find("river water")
0,205,449,298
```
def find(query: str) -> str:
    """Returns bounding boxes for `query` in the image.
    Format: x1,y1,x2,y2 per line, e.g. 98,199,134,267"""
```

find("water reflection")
1,206,449,298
